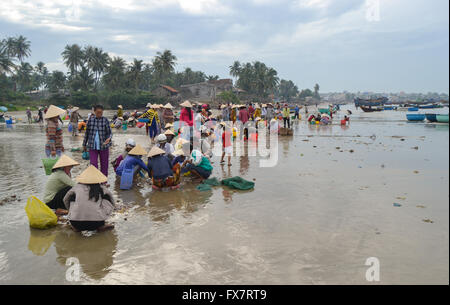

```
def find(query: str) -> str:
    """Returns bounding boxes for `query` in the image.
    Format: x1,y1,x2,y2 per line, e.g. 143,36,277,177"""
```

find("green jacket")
43,170,76,203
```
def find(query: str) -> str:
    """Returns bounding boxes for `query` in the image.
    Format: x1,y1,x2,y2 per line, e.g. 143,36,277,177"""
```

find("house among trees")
153,85,179,98
179,79,233,103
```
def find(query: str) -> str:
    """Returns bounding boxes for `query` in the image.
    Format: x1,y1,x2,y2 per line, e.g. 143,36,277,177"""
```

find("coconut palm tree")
48,70,66,92
0,43,15,75
229,60,241,84
153,49,176,83
14,35,31,63
103,56,127,90
129,58,143,91
62,44,84,76
15,62,33,91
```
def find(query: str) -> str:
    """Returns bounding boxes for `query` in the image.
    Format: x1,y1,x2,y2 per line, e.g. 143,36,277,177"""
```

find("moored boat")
318,108,330,114
406,114,425,122
436,114,449,123
408,107,419,112
360,105,384,112
425,113,438,122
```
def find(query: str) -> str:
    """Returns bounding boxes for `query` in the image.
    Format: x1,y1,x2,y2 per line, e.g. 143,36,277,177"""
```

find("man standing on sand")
26,107,32,124
83,105,112,177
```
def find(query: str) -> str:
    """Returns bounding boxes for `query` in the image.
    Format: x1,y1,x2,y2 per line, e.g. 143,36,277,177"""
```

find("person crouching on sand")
63,165,115,232
111,138,136,172
147,146,179,190
43,155,80,215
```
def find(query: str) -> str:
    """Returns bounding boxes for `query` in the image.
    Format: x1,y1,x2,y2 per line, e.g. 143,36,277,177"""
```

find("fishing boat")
419,104,440,109
436,114,449,123
354,97,387,108
425,113,438,122
406,114,426,122
408,107,419,112
360,105,384,113
383,106,396,110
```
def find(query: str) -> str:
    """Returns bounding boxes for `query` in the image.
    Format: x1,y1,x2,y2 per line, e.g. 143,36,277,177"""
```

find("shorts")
223,146,232,156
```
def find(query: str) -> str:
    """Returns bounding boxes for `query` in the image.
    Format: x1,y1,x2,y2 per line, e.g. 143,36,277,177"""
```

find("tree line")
1,35,320,108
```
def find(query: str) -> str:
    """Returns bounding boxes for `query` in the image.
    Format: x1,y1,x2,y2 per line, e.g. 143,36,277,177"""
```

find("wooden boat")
408,107,419,112
406,114,425,122
419,104,440,109
354,97,388,108
360,105,384,113
425,113,438,122
436,114,449,123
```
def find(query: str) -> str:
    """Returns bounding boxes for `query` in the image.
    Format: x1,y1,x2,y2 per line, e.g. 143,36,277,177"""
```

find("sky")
0,0,448,93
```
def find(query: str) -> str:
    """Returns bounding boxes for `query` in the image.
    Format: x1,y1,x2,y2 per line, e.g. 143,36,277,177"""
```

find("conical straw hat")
173,149,186,156
72,107,80,111
164,129,175,136
44,105,66,119
180,100,193,108
164,103,173,109
128,144,147,156
147,146,166,158
76,165,108,184
52,154,80,170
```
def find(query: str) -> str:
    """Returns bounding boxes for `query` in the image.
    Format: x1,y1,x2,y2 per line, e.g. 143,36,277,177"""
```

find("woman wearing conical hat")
162,103,174,125
115,144,150,178
147,146,178,190
63,165,115,232
43,154,80,214
44,105,66,157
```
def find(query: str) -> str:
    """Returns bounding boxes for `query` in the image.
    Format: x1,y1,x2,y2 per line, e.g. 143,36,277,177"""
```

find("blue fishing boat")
384,106,396,110
406,114,425,122
425,113,438,122
408,107,419,112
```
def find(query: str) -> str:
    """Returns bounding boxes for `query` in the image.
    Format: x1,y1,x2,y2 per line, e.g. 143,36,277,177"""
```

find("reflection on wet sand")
28,227,118,281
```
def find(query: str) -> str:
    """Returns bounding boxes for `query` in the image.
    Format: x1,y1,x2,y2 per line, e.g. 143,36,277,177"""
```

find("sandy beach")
0,105,448,284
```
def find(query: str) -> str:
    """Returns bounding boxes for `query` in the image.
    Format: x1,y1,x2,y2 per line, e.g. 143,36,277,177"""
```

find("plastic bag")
42,157,59,175
25,196,58,229
82,151,90,160
68,123,73,132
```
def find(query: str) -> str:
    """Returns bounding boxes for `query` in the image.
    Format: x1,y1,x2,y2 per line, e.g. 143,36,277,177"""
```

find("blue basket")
5,119,13,124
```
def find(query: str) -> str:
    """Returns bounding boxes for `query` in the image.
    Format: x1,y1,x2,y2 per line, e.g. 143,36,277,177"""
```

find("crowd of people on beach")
37,99,340,233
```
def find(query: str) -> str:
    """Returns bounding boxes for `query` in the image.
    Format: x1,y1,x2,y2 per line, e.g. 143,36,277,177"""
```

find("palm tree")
229,60,241,84
34,61,48,90
0,42,15,75
62,44,84,76
48,70,66,92
314,83,320,99
129,58,143,91
153,50,176,83
14,35,31,63
15,62,33,91
103,56,127,90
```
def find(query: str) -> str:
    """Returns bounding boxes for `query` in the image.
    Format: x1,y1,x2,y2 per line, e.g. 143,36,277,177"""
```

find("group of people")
39,99,323,233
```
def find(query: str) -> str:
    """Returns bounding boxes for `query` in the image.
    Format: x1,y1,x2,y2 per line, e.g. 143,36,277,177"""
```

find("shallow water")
0,106,448,284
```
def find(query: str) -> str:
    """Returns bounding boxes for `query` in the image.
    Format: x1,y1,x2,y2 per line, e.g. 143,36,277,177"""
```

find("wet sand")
0,106,448,284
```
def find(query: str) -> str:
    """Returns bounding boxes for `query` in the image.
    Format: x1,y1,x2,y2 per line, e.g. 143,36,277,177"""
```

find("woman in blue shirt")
116,144,150,177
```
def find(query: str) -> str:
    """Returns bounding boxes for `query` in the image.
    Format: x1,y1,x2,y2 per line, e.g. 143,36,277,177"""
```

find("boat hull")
425,113,438,122
436,114,449,123
360,106,383,112
406,114,425,122
408,107,419,112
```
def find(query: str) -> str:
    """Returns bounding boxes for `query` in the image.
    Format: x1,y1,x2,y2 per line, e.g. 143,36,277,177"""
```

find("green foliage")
105,90,164,109
278,79,299,101
217,91,240,104
69,91,99,109
233,61,279,97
